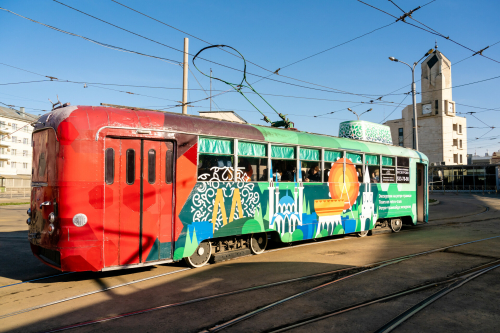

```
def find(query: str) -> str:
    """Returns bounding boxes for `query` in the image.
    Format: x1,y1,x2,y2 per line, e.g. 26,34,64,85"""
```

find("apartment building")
0,106,38,188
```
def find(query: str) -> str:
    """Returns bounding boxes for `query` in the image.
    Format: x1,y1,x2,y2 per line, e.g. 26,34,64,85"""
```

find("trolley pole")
182,38,189,115
210,68,212,112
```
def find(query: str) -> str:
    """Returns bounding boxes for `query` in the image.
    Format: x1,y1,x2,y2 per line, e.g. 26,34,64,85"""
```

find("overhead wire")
357,0,500,64
0,7,181,65
53,0,391,100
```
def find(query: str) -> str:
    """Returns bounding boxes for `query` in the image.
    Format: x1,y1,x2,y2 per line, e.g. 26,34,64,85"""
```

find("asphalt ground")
0,194,499,332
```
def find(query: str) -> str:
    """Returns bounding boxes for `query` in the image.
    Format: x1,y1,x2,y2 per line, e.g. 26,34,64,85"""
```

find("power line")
380,94,409,123
0,6,181,65
357,0,500,64
51,0,386,100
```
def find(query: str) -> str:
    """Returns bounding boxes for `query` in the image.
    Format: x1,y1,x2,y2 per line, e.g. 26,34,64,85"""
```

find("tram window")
148,149,156,184
271,159,296,182
381,156,396,183
165,150,173,184
126,149,135,185
301,161,321,182
238,157,267,181
368,166,380,183
198,154,234,181
105,148,114,185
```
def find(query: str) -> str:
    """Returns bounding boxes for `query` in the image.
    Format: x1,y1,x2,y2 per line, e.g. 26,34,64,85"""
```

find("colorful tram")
27,105,428,271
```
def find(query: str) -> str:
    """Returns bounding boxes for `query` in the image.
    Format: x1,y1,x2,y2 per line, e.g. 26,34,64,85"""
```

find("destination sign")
382,167,396,183
397,167,410,183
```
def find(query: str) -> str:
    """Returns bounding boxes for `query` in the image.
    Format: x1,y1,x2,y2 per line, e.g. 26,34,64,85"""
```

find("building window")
23,150,28,156
0,161,4,168
12,136,17,143
398,128,404,147
11,149,17,155
459,124,462,134
435,100,439,114
453,139,458,146
23,162,28,169
459,140,462,148
453,154,458,163
12,123,18,130
23,138,28,144
0,121,5,129
453,124,457,131
0,147,4,154
460,155,463,164
11,162,16,168
23,126,29,133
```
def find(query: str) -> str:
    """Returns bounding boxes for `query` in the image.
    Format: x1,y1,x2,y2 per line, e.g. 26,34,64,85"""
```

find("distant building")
198,111,247,124
385,49,467,166
0,106,38,188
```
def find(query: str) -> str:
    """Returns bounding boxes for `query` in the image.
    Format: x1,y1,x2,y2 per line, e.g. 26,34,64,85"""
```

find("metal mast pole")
182,38,189,114
210,68,212,112
411,64,418,151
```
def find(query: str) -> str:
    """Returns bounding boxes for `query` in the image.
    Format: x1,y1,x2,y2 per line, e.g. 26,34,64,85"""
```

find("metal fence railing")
430,185,498,195
0,187,31,199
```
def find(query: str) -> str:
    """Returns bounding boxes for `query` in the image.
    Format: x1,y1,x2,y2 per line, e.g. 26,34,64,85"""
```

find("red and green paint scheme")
28,105,428,272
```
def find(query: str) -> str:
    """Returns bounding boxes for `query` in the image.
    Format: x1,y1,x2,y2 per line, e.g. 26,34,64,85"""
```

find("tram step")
212,248,251,263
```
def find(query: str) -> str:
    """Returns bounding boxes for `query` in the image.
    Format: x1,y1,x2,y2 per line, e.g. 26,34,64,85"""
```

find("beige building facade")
385,50,467,165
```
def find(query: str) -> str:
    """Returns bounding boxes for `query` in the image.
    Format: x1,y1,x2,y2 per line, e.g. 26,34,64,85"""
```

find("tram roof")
35,105,428,162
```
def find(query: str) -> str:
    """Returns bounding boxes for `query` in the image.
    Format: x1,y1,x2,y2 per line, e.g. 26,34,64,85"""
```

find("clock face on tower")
423,103,432,115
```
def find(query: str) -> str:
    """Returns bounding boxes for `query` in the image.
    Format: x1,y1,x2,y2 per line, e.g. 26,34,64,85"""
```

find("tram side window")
126,149,135,185
238,157,267,181
165,150,173,184
365,154,380,183
381,156,396,183
324,150,343,183
148,149,156,184
271,159,296,182
198,154,234,181
301,161,320,182
105,148,114,185
346,153,363,183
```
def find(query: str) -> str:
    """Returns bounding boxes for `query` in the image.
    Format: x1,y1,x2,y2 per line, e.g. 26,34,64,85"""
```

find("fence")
430,185,498,195
0,187,31,199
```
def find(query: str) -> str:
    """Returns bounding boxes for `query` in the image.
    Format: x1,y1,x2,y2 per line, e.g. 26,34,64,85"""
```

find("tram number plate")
397,167,410,183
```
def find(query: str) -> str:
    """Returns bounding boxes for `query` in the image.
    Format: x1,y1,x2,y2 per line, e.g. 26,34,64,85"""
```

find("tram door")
416,163,425,222
104,138,174,267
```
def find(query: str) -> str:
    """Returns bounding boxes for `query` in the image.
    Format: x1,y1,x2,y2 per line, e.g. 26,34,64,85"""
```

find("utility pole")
182,38,189,114
210,68,212,112
389,48,433,150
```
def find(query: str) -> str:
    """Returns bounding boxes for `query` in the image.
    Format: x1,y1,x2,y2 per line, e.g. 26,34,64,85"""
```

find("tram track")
32,235,500,333
267,259,500,333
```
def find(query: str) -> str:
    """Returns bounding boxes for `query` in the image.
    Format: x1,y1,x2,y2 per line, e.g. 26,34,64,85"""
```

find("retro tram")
27,105,428,271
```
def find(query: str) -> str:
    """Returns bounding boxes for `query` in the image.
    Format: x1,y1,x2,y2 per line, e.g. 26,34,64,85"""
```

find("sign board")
397,157,410,183
382,167,396,183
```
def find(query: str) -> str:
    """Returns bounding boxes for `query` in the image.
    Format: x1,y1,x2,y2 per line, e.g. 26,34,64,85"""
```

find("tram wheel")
184,241,212,268
250,232,267,254
390,218,403,233
357,230,369,237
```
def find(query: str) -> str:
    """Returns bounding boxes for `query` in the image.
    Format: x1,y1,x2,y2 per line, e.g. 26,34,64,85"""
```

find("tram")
27,105,428,271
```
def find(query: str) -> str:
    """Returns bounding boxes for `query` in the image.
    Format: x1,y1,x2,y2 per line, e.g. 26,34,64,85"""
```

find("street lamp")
388,49,434,151
347,108,373,120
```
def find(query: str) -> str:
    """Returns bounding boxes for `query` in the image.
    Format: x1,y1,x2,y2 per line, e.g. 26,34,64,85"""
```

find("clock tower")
384,47,467,165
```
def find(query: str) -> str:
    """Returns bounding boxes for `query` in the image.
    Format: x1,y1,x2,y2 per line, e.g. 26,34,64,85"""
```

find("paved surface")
0,194,499,332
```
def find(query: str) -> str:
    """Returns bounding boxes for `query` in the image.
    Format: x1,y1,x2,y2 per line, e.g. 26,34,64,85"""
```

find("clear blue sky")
1,0,498,155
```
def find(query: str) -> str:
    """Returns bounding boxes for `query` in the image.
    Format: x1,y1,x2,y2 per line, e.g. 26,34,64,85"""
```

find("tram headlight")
26,218,31,225
27,208,31,215
48,223,55,235
72,213,88,227
48,212,56,223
